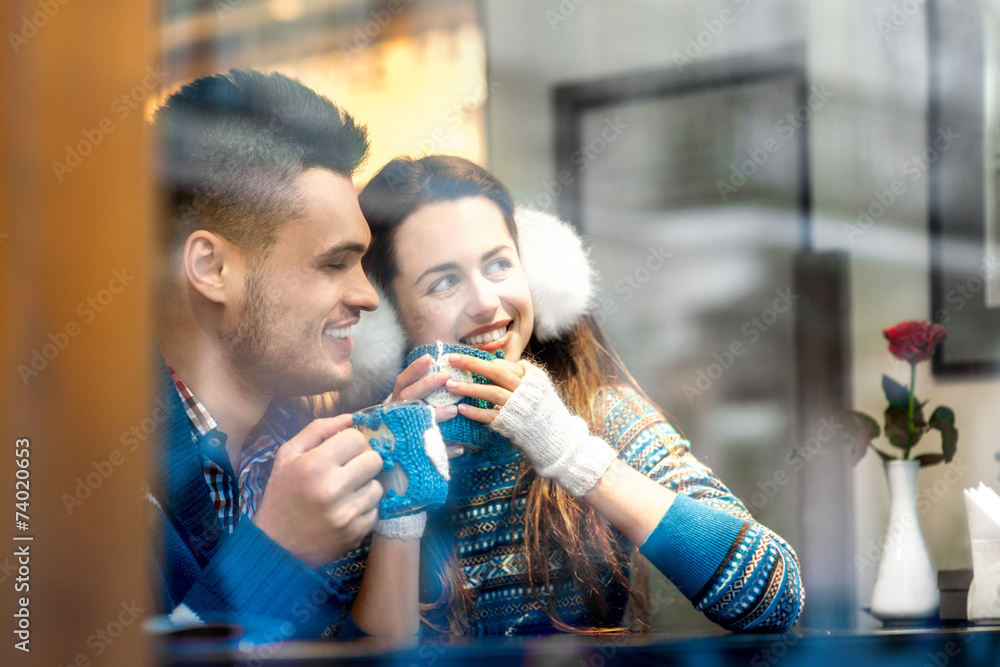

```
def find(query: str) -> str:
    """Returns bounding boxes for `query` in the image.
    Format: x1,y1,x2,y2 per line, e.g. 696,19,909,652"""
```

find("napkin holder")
964,483,1000,624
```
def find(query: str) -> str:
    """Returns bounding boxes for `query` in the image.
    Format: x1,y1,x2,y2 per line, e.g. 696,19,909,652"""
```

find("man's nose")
346,266,380,312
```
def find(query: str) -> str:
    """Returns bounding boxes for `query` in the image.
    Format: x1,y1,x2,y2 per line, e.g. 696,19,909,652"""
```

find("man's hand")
253,414,384,567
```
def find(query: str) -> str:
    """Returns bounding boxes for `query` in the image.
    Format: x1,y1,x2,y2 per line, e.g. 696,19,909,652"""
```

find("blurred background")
5,0,1000,662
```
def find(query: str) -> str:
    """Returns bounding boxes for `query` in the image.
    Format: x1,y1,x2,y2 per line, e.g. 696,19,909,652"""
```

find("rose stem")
904,361,916,460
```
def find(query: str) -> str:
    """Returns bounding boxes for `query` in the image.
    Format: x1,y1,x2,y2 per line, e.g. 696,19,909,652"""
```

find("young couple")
150,69,803,639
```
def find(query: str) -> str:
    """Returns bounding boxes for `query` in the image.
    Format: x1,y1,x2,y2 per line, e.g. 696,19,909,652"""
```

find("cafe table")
159,624,1000,666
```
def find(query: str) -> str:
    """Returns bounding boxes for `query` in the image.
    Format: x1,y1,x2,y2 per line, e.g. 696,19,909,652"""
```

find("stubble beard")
220,264,347,398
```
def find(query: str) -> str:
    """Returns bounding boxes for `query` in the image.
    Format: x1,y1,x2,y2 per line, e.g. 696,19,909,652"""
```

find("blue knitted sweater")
319,386,804,635
146,360,351,636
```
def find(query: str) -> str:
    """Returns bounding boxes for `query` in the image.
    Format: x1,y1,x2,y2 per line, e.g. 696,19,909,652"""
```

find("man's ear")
182,230,239,304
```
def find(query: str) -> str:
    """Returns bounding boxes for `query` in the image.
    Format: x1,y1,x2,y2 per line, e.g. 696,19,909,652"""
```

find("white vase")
870,460,939,622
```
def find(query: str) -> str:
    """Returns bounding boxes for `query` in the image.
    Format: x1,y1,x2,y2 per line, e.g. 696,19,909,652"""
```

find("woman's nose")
464,274,500,319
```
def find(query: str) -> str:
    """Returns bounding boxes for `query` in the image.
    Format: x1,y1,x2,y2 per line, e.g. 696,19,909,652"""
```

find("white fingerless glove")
375,512,427,540
489,361,617,497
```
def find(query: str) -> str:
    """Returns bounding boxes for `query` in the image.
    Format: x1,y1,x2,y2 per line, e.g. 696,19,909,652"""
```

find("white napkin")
964,483,1000,622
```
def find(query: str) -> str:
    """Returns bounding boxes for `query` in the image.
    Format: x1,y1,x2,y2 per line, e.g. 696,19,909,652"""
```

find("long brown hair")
359,156,650,634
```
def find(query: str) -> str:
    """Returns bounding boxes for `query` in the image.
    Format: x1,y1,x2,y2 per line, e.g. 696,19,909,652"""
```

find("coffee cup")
405,342,512,462
352,400,449,518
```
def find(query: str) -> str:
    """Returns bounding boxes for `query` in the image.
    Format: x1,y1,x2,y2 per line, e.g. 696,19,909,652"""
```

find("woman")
338,155,804,637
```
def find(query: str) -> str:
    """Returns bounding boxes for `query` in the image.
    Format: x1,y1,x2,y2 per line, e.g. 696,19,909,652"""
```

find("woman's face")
391,196,534,362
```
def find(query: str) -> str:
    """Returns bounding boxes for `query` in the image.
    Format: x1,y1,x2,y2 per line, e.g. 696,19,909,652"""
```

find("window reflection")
161,0,487,183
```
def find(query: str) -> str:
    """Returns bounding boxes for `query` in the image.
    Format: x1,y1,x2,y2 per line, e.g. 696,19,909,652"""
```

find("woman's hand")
389,354,459,425
448,357,617,497
389,354,466,458
440,354,527,422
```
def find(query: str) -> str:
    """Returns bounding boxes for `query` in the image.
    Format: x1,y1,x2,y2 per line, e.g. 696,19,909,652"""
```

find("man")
149,69,383,636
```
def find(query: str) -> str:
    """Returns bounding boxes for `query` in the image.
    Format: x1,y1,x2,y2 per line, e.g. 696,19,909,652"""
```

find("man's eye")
428,275,458,294
485,258,512,276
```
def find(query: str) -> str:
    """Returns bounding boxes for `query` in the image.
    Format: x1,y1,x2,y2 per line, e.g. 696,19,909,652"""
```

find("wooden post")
1,1,154,664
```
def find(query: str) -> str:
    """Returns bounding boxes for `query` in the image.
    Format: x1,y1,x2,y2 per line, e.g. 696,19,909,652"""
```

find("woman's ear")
182,230,237,305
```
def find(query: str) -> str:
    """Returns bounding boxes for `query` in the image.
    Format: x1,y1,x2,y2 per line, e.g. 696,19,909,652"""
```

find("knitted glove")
375,512,427,540
489,361,617,497
353,404,450,541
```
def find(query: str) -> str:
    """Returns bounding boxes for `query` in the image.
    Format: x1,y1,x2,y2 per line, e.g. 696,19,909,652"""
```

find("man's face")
221,168,378,397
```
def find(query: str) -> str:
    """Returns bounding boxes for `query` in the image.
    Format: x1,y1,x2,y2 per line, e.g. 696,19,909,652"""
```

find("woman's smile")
459,320,511,350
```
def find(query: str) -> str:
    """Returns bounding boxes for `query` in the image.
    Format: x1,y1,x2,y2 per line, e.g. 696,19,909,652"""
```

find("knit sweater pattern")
321,385,803,635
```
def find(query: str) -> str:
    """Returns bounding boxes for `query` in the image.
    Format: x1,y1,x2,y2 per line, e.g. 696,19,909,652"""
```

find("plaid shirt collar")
162,363,304,523
165,362,240,533
167,364,218,437
164,362,291,478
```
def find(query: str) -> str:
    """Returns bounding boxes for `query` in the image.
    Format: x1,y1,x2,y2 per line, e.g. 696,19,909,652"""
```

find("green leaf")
884,404,908,449
871,446,897,462
929,405,955,426
884,403,925,450
844,410,881,437
885,404,927,449
882,374,911,408
914,453,946,467
929,405,959,463
841,411,881,466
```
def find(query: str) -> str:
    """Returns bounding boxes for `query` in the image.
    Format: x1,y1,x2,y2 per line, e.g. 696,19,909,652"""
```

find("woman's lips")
459,321,510,345
468,330,511,353
459,321,514,353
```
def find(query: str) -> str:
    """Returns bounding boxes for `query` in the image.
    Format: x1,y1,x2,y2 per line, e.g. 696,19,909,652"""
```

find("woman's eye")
428,274,459,294
485,258,512,277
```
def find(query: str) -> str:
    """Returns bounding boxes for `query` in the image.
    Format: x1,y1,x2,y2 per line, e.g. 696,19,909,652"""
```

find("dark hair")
359,155,517,295
154,69,369,260
359,155,651,634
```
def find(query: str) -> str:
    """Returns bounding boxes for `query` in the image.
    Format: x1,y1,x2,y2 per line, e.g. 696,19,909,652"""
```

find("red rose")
882,320,948,363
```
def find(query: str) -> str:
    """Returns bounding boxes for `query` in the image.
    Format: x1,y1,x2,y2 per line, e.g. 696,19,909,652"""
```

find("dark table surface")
158,624,1000,666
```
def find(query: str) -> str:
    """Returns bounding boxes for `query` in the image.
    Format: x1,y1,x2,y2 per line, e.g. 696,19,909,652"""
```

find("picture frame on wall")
929,0,1000,376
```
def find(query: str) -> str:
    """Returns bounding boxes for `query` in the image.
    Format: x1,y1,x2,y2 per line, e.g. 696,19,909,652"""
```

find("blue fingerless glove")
352,404,449,520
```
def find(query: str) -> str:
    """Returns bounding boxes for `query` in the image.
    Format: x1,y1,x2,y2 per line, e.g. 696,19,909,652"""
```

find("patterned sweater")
309,385,804,635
